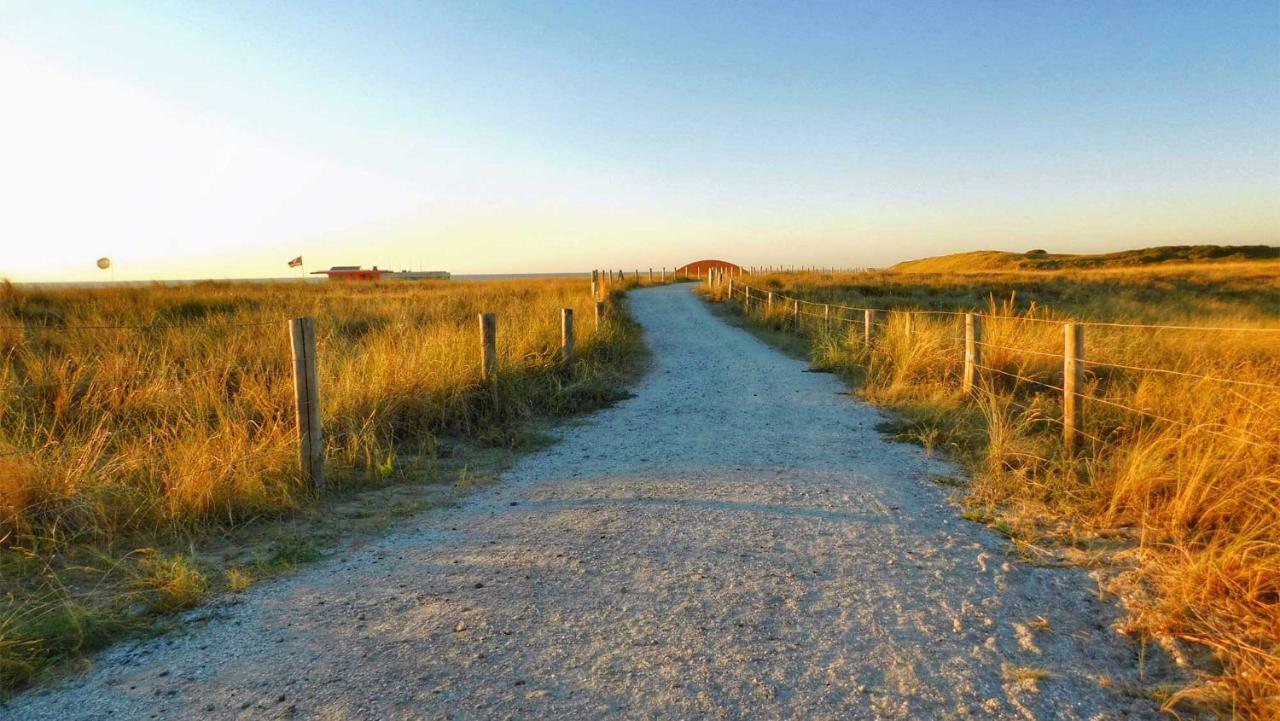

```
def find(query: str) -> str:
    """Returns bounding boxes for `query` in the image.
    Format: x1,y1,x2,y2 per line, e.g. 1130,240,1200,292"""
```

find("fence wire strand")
712,280,1277,452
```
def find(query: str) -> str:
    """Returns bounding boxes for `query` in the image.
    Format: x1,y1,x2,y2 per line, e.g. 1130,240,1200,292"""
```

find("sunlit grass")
0,275,650,691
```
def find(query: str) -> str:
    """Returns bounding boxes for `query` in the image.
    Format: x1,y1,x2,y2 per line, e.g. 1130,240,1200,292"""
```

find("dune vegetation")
704,258,1279,718
0,275,649,691
889,244,1279,274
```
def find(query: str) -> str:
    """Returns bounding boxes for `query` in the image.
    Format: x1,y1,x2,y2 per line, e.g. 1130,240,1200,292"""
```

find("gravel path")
6,283,1169,720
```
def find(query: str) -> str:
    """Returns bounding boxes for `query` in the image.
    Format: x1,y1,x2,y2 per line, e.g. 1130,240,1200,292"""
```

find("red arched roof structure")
673,259,747,277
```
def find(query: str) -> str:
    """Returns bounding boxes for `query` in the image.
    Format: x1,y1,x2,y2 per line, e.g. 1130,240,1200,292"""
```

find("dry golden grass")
708,260,1279,718
0,275,650,690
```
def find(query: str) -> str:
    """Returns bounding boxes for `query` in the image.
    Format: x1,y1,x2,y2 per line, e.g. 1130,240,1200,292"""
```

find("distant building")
311,266,387,281
388,270,450,280
673,259,747,277
311,266,450,281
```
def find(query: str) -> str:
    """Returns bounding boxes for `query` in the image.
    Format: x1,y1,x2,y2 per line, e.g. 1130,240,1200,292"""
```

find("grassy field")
704,256,1279,718
0,275,650,691
890,244,1279,273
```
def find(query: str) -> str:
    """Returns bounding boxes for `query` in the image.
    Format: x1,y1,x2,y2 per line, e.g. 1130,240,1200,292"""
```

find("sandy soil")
5,283,1173,720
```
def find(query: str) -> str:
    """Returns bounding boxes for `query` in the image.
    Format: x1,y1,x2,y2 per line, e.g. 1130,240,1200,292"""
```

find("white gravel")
5,283,1173,720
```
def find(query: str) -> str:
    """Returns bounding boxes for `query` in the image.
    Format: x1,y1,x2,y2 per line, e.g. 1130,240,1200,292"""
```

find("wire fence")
0,278,639,504
712,274,1279,453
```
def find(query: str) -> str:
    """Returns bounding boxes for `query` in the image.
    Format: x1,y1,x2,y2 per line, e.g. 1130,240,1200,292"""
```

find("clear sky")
2,1,1277,281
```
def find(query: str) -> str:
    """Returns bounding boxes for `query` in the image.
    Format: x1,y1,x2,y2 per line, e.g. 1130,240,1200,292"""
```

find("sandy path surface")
6,284,1167,720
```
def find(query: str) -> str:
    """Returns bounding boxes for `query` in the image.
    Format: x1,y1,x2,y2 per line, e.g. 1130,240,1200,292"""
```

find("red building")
311,266,388,281
673,259,747,277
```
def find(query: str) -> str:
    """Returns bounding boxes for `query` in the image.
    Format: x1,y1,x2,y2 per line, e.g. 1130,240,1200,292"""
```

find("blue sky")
2,1,1277,280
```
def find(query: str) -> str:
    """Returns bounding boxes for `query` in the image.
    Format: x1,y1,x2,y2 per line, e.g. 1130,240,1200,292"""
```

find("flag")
288,256,303,268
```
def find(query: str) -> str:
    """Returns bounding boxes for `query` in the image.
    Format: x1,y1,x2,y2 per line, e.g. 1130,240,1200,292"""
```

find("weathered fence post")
591,269,599,299
288,317,324,490
823,304,831,333
744,286,751,310
595,300,606,326
661,267,667,282
1063,322,1084,453
863,308,875,345
561,308,575,363
728,276,734,298
792,298,800,330
648,268,654,283
767,291,774,314
963,313,981,395
479,313,497,381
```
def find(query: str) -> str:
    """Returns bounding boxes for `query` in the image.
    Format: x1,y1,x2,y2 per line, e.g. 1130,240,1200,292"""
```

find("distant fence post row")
591,263,874,295
591,265,691,300
744,266,868,274
717,279,1099,453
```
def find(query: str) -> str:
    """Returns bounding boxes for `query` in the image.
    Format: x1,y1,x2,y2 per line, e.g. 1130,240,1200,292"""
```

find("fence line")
1079,359,1280,391
974,340,1065,361
708,269,1279,333
0,367,236,394
2,273,655,495
709,277,1276,452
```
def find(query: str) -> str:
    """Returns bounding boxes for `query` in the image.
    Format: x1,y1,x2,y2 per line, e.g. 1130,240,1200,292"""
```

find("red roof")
673,259,747,276
310,266,387,280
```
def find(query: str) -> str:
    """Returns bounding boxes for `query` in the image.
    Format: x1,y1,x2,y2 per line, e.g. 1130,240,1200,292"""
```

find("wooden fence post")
823,304,831,333
767,291,774,314
591,269,598,299
561,308,575,363
744,286,751,310
595,300,605,326
792,299,800,330
963,313,981,395
288,317,324,490
661,267,667,282
728,276,734,298
479,313,497,381
648,268,653,283
1063,322,1084,453
863,309,875,345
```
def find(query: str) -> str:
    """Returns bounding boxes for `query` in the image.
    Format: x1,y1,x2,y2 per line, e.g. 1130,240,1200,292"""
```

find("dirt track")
5,283,1170,720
